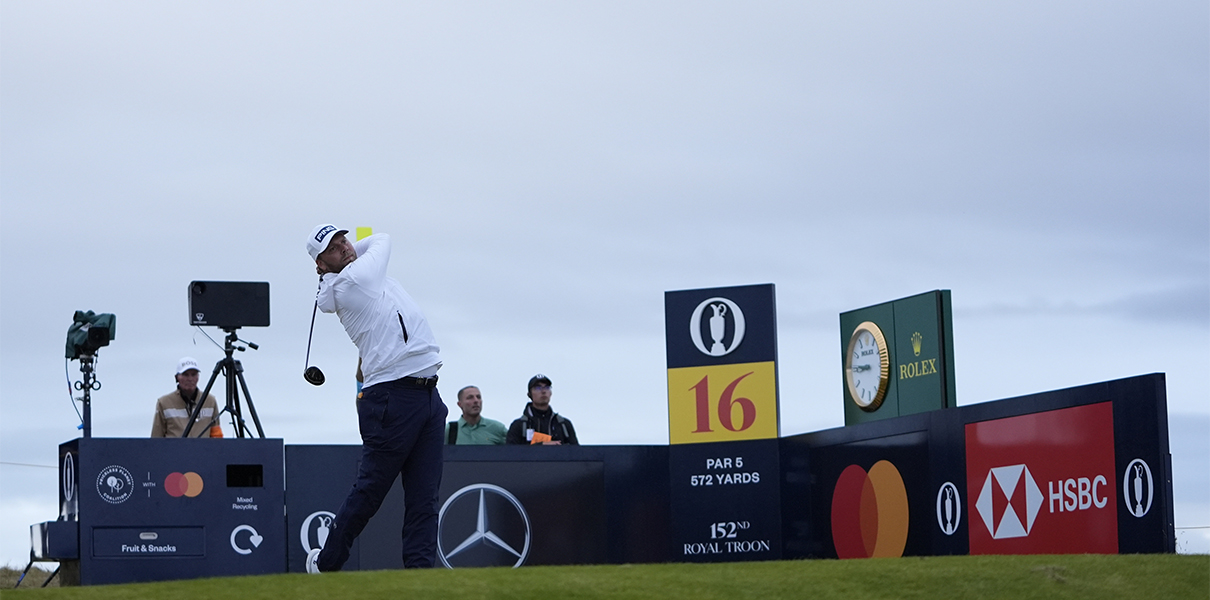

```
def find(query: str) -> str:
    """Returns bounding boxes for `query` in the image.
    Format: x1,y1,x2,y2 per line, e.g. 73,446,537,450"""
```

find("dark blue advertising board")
284,444,670,571
780,374,1174,558
57,438,285,585
283,445,406,572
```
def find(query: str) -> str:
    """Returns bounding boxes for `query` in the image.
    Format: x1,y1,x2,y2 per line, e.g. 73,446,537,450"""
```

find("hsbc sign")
965,402,1118,554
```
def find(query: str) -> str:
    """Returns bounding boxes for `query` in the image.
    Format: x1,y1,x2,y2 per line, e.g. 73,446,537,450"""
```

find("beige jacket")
151,389,221,438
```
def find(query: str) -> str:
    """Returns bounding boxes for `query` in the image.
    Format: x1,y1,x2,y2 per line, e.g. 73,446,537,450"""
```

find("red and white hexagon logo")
974,464,1043,539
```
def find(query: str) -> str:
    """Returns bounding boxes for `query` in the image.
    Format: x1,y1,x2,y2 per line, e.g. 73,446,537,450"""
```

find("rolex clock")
845,321,890,411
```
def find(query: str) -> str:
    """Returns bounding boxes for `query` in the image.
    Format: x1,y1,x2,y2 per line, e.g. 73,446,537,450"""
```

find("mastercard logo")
830,460,909,559
164,472,204,498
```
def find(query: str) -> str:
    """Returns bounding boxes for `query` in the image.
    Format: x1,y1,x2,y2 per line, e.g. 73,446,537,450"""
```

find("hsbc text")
1049,476,1109,512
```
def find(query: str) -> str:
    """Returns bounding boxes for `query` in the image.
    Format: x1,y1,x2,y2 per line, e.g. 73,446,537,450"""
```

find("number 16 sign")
664,284,781,445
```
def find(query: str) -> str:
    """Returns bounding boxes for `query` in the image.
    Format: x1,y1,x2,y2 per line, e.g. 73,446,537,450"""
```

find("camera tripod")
183,328,265,438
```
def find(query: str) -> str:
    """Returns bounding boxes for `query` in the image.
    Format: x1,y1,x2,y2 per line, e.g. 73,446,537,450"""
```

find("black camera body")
189,281,270,329
65,310,116,359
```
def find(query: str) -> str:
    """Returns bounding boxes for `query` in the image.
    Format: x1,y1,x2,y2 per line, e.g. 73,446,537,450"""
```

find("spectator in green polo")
445,385,507,445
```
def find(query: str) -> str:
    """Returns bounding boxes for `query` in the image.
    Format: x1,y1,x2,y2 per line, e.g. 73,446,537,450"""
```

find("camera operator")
151,357,223,438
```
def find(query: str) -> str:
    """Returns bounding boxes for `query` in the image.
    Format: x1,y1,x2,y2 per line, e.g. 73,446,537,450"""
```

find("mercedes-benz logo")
437,483,531,569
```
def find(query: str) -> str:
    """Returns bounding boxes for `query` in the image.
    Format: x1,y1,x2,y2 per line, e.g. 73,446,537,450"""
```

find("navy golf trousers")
318,377,447,571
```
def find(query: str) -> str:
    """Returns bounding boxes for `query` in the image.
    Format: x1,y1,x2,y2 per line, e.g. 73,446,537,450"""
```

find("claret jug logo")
936,482,960,536
830,460,909,558
965,402,1118,554
689,297,745,357
62,453,76,502
1123,459,1154,518
300,511,336,556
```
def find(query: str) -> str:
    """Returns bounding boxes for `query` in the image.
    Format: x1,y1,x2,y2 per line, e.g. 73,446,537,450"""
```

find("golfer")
305,224,447,572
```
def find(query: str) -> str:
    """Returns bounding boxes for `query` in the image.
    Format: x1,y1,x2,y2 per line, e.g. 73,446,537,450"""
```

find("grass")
2,554,1207,599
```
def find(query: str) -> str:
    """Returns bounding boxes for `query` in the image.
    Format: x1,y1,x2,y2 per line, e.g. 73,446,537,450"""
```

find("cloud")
955,282,1210,327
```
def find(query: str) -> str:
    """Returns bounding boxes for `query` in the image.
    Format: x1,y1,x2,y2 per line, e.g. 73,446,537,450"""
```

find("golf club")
303,299,325,386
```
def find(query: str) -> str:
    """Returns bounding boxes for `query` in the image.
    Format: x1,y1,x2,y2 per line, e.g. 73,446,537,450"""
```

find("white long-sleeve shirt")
316,233,441,388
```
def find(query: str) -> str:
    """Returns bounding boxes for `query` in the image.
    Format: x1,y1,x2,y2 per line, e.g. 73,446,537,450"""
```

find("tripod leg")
41,566,60,587
233,361,266,438
183,360,225,438
225,360,249,438
13,556,34,588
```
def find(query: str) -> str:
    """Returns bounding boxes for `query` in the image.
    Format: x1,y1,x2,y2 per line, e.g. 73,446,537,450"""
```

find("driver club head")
304,366,326,386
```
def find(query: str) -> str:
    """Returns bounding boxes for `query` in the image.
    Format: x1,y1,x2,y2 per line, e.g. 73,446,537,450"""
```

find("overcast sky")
2,1,1207,566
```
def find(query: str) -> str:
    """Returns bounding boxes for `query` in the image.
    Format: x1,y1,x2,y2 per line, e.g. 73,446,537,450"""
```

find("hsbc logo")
974,464,1043,539
975,463,1112,541
1048,475,1109,513
965,403,1119,554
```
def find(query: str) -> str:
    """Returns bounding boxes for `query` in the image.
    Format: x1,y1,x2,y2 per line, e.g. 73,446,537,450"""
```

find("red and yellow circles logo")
830,460,909,559
164,472,204,498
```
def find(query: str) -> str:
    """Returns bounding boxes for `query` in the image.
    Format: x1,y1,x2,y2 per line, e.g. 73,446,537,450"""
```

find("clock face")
846,321,889,411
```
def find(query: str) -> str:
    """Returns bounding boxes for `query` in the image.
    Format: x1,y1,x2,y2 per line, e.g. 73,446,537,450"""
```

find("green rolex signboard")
840,290,956,426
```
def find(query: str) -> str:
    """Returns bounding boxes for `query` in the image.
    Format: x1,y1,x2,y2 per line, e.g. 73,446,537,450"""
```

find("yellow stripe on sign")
667,361,779,445
356,227,373,240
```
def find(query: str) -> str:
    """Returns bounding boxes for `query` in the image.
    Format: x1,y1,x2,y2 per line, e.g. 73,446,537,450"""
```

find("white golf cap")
307,224,349,261
176,357,201,375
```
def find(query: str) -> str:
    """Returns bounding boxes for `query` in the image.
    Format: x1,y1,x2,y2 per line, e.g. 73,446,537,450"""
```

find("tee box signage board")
57,438,285,585
780,373,1173,560
664,284,782,562
665,283,780,445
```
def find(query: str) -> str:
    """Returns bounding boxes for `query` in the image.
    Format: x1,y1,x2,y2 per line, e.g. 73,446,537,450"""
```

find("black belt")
399,375,439,389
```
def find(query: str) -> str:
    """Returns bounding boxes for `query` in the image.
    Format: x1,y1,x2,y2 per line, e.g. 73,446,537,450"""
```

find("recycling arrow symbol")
231,524,264,555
